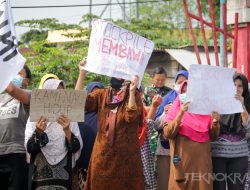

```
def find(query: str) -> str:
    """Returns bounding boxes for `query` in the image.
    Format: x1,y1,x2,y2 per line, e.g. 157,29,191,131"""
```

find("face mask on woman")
110,78,124,90
12,75,23,88
179,93,187,104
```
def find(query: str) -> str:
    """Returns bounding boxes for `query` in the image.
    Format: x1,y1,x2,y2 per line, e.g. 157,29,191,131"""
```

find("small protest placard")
83,18,154,84
187,64,243,115
30,89,87,122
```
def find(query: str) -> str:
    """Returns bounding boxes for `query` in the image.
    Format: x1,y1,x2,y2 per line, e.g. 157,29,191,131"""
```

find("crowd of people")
0,60,250,190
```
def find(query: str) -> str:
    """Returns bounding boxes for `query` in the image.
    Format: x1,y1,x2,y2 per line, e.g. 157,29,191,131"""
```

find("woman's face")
176,75,187,85
234,79,243,95
153,74,166,88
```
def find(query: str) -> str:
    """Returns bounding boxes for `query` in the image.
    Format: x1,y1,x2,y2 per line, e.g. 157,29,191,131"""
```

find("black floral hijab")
220,73,250,134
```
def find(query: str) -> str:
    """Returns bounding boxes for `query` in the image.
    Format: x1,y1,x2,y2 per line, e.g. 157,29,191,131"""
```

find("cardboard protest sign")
30,89,87,122
187,64,243,115
0,0,26,93
84,19,154,84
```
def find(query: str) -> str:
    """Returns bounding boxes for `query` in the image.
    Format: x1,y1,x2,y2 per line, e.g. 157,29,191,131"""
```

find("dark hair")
152,67,167,77
23,65,32,80
233,73,250,114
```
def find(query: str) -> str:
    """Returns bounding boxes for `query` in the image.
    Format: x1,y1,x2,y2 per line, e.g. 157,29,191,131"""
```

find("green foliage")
20,29,48,44
22,41,111,89
16,18,81,43
15,18,80,30
18,2,222,89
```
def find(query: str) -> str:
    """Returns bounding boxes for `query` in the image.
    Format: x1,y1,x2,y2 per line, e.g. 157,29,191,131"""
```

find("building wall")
145,50,185,87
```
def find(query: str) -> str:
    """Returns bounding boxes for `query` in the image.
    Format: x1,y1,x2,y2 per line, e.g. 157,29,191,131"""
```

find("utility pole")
123,0,126,22
136,0,139,18
220,0,226,67
110,0,112,20
89,0,92,28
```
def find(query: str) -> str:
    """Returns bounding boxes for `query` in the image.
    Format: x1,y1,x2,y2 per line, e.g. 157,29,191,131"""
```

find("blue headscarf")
76,82,104,170
155,70,188,119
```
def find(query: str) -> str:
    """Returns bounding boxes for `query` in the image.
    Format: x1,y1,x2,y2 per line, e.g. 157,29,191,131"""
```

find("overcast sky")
11,0,128,38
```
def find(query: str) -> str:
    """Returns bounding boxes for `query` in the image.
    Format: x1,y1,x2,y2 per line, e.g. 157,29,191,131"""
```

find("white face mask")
174,84,180,93
179,93,187,103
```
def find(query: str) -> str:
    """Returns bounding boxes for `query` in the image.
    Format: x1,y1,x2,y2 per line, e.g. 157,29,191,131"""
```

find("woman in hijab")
38,73,59,89
154,70,188,190
164,80,220,190
75,81,104,190
25,79,83,190
78,61,144,189
138,84,162,190
212,73,250,190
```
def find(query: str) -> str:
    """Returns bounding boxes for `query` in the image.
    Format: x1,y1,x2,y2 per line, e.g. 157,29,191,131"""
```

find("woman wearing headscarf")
138,84,162,190
164,80,220,190
38,73,59,89
154,70,188,190
25,79,83,190
75,81,104,190
212,73,250,190
78,61,144,189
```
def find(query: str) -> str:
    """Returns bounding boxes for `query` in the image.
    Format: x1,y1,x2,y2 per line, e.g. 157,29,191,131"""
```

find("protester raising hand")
152,95,162,108
75,59,87,90
129,75,139,93
79,58,87,72
148,95,162,120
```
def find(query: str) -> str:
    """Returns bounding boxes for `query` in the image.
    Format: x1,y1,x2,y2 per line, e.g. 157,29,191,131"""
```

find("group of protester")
0,60,250,190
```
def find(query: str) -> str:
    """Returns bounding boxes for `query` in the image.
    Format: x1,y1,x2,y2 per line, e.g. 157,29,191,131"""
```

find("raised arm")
5,83,30,105
75,60,87,90
147,95,162,120
124,76,143,123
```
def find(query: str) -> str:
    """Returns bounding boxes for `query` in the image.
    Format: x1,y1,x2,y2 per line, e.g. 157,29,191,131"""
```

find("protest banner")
187,64,243,115
83,19,154,84
30,89,87,122
0,0,26,93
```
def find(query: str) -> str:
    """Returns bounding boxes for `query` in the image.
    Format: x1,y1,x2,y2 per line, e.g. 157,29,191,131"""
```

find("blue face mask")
179,93,187,103
12,75,23,88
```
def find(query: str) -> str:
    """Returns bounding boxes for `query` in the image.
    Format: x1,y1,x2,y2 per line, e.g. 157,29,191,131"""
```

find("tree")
15,18,80,43
17,1,222,89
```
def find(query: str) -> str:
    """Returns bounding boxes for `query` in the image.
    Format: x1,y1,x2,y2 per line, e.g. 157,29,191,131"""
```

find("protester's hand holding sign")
57,115,71,142
130,76,139,93
235,93,244,105
211,112,220,124
35,116,47,134
180,101,191,113
79,59,87,73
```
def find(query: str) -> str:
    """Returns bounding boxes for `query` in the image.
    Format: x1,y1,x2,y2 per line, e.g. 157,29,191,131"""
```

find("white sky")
11,0,130,38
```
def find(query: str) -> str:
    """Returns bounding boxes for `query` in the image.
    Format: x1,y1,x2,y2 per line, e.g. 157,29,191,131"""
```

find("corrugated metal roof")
165,48,233,70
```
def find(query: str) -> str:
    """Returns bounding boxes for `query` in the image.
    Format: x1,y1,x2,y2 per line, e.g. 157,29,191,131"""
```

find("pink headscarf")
165,81,212,142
